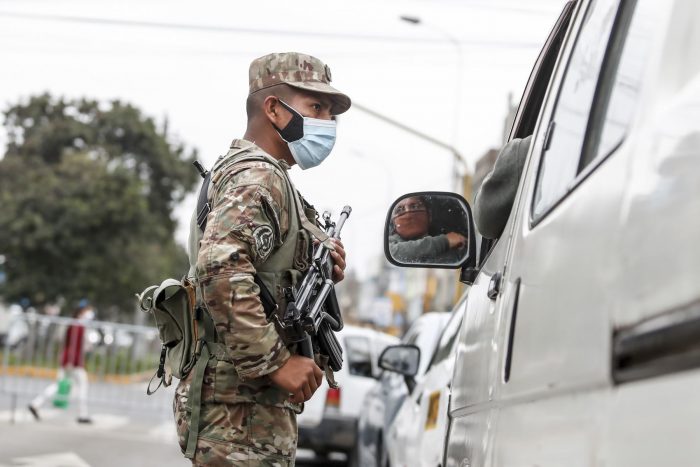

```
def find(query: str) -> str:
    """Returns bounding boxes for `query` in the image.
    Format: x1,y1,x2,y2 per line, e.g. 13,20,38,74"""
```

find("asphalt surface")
0,376,346,467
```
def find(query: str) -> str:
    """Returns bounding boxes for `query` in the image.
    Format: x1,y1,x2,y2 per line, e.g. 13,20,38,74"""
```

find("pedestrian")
174,52,350,466
28,300,94,424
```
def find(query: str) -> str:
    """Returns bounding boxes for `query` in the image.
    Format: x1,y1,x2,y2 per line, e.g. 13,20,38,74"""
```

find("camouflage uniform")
174,52,350,466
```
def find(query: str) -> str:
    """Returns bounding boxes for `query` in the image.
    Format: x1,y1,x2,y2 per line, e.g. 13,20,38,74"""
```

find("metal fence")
0,312,173,421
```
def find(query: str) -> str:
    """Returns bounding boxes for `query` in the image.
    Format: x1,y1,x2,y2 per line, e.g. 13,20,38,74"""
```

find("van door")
445,3,577,466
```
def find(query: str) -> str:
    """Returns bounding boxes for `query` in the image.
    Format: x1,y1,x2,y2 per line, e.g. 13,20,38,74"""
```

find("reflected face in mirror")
386,192,472,267
392,196,430,240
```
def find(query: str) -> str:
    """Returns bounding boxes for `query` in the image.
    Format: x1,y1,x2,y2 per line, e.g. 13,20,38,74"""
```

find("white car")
357,311,452,467
384,301,466,467
297,324,398,464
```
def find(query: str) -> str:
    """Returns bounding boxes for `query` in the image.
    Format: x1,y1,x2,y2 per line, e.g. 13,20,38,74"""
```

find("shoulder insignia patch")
253,225,275,261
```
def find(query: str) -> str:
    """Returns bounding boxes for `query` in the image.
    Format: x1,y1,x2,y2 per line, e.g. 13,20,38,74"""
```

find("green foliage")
0,93,198,314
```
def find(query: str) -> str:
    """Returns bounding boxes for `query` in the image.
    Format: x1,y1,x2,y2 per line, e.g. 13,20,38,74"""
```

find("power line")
0,10,542,49
407,0,563,16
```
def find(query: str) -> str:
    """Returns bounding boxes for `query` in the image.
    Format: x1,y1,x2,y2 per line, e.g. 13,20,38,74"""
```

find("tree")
0,93,199,316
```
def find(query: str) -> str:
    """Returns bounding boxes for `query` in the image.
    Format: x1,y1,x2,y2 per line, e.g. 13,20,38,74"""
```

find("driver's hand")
446,232,467,249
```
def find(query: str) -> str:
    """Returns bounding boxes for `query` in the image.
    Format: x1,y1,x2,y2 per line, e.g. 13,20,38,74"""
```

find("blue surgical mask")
274,100,337,170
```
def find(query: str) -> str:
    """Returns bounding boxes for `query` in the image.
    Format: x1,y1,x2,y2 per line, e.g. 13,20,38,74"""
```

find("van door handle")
487,272,502,300
543,120,556,151
504,278,522,383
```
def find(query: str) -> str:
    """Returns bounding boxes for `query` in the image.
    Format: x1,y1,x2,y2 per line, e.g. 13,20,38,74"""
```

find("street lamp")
399,15,465,189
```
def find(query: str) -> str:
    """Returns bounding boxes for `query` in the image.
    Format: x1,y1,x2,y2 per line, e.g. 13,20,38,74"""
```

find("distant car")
384,301,466,467
356,311,451,467
297,324,399,465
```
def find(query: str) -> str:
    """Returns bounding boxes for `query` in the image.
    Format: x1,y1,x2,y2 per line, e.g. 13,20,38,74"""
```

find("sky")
0,0,567,279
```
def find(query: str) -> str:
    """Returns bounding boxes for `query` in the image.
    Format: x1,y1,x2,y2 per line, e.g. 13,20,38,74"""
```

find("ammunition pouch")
138,277,218,459
137,278,214,390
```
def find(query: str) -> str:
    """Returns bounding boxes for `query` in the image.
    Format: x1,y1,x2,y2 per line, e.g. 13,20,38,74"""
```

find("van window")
345,335,373,378
508,1,576,141
580,0,658,167
532,0,656,222
532,0,621,220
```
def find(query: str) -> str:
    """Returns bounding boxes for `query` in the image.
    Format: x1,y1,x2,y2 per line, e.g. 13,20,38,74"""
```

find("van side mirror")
384,192,477,276
378,344,421,377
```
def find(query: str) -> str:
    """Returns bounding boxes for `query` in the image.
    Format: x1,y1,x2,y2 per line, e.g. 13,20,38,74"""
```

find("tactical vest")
188,140,329,326
180,140,329,458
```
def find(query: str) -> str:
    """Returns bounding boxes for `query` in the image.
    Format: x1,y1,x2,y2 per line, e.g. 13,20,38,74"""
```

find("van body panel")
444,408,497,467
607,371,700,465
492,390,608,467
450,243,507,411
616,76,700,328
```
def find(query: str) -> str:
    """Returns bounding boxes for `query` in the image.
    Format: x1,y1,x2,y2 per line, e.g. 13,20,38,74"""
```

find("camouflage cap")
249,52,351,115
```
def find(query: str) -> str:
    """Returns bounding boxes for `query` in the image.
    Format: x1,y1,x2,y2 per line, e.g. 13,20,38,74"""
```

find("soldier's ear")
263,96,290,128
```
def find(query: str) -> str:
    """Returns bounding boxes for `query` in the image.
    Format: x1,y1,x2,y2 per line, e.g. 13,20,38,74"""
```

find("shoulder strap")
289,184,329,243
195,152,287,233
195,171,212,232
195,152,331,240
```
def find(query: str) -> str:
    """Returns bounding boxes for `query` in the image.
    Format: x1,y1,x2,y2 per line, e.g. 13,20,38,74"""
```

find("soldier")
174,52,351,466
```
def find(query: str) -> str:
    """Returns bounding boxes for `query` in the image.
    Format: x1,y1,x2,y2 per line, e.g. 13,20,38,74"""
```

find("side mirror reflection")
384,192,475,268
378,344,421,377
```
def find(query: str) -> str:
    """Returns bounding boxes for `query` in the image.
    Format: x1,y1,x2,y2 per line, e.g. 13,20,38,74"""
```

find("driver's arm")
473,135,532,239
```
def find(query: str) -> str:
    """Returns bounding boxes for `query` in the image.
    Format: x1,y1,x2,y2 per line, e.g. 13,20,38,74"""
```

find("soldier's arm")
197,165,289,381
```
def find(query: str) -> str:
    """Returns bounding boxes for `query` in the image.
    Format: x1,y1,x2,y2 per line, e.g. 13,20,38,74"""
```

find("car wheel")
346,440,362,467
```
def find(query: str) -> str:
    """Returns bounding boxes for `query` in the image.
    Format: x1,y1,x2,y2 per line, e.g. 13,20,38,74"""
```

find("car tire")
347,442,360,467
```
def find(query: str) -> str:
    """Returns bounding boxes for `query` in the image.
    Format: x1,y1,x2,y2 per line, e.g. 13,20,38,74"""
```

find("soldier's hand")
329,238,346,283
446,232,467,249
269,354,324,403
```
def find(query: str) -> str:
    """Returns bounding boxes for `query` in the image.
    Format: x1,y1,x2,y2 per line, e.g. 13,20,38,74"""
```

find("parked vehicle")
297,324,398,465
356,311,451,467
382,302,466,467
384,0,700,465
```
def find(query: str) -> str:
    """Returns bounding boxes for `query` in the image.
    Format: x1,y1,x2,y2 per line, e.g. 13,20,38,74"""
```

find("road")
0,376,345,466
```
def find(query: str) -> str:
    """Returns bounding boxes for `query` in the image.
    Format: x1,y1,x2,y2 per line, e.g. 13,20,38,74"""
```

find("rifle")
281,206,352,373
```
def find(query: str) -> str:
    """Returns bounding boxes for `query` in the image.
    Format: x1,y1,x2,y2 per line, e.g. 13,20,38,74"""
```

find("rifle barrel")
333,207,352,238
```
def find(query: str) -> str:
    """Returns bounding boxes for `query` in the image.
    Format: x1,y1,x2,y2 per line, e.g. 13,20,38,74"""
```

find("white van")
383,0,700,465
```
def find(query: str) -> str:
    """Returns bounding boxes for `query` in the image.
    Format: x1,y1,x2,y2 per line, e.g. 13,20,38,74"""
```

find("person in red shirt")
28,301,94,423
